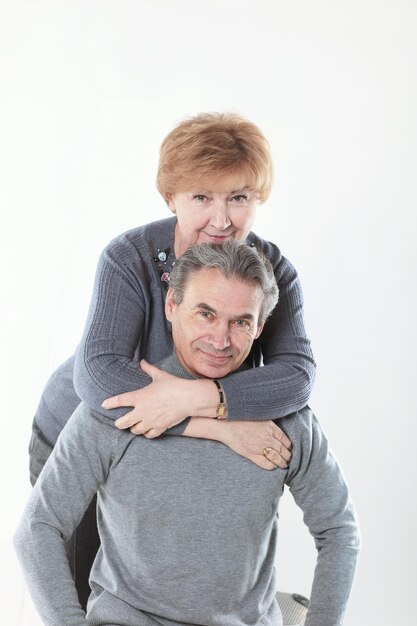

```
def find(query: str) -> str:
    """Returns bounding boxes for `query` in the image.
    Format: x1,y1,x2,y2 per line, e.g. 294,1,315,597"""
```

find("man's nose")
210,322,231,351
209,200,231,231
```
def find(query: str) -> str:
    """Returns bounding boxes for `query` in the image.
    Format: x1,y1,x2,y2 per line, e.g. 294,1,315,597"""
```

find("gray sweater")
34,217,316,445
15,355,360,626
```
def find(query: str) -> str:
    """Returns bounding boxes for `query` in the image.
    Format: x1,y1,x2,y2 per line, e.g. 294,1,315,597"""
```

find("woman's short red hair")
156,112,273,204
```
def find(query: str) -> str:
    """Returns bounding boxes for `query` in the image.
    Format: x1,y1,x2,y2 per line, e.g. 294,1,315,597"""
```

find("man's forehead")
183,268,263,314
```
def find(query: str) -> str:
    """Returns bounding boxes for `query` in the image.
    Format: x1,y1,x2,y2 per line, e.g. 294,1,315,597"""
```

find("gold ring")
263,447,273,457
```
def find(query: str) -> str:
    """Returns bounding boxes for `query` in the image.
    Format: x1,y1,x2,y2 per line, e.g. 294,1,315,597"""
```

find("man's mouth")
198,348,233,363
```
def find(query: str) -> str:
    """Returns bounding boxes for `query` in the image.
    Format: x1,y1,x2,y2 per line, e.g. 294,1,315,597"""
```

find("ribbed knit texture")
35,217,315,445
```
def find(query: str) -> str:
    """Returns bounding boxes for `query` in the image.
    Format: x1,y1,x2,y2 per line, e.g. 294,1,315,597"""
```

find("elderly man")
14,241,360,626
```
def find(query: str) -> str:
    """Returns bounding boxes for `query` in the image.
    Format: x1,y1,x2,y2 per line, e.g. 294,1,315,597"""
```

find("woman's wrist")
186,378,225,418
182,417,225,441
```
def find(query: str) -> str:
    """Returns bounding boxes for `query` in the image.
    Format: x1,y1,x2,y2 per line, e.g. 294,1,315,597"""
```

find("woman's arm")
179,417,292,470
73,226,176,419
108,362,293,467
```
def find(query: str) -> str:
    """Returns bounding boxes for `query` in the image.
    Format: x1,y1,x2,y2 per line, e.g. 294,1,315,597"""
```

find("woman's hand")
102,361,191,436
216,419,292,469
102,360,220,437
182,418,292,470
222,420,291,470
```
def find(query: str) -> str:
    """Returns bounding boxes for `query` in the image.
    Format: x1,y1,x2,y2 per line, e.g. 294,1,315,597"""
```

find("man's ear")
165,287,176,321
254,323,264,340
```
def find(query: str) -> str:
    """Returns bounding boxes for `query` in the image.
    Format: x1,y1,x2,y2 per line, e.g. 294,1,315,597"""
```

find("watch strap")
213,379,227,419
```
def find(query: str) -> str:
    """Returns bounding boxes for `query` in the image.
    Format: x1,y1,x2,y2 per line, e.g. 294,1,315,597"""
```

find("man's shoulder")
279,406,337,488
62,402,135,457
62,402,114,440
279,407,325,466
277,405,315,439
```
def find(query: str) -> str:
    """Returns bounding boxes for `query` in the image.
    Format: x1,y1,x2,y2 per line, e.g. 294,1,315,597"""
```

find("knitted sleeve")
73,223,174,420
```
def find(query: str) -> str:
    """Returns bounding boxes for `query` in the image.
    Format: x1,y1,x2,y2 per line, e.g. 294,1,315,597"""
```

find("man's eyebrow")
194,303,255,321
234,313,255,321
194,302,217,313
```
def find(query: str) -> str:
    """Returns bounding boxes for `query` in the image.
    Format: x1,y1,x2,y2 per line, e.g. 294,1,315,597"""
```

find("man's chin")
193,361,235,379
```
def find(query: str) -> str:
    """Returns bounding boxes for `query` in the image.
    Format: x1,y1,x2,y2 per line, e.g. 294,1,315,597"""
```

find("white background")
1,1,416,624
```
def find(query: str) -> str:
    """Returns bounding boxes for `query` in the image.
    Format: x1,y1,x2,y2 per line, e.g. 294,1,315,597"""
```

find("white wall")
1,1,416,624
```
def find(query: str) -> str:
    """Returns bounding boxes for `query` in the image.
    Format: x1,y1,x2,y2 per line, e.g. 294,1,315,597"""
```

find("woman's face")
169,185,259,257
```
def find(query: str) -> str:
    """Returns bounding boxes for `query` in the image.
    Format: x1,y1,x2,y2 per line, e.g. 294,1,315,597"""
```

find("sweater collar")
159,352,197,380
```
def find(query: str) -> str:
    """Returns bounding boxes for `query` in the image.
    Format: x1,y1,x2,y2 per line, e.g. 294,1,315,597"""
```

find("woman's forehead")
185,170,255,193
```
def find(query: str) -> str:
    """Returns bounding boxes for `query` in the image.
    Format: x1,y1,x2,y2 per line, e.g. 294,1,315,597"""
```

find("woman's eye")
193,194,208,202
231,194,248,202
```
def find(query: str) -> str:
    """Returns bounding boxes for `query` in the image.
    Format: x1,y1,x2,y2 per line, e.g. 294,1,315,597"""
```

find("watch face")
217,404,227,419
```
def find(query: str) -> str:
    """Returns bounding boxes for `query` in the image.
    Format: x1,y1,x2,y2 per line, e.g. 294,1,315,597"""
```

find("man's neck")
159,351,197,380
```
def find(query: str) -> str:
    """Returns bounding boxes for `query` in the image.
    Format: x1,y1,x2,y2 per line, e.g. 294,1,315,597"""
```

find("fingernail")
101,401,109,409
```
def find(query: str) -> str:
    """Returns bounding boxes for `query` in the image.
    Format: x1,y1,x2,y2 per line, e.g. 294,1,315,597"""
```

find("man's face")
165,267,264,379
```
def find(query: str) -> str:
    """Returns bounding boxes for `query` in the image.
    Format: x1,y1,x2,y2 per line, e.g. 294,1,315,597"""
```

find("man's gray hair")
169,240,279,325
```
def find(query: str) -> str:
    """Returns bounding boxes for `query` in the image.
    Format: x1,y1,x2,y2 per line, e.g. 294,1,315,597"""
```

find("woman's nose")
209,200,231,231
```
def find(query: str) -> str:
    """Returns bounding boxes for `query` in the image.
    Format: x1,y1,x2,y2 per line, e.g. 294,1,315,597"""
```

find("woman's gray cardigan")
35,217,316,445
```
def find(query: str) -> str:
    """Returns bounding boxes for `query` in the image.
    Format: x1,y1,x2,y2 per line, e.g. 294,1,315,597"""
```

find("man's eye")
199,310,212,319
235,319,249,327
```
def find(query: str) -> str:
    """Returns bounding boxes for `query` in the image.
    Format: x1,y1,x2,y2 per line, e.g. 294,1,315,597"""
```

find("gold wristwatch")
213,379,227,419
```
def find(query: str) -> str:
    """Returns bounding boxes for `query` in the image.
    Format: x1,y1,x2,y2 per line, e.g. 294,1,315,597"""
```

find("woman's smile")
170,188,258,257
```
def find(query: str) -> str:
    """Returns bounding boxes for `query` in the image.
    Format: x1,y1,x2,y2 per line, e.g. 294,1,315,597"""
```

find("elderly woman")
29,112,316,608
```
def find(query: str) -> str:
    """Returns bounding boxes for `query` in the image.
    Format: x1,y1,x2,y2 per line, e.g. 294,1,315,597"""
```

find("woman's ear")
167,193,176,214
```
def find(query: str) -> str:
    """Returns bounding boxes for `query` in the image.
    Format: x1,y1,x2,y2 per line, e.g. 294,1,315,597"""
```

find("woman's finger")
272,426,292,451
263,446,289,469
274,440,292,463
144,428,166,439
253,454,277,471
139,359,161,380
130,421,146,435
102,392,135,410
115,410,140,430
